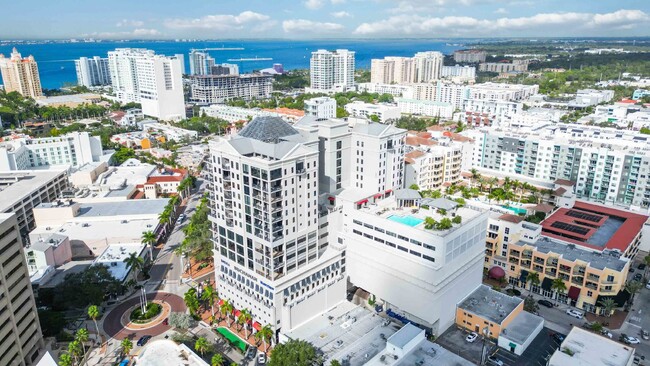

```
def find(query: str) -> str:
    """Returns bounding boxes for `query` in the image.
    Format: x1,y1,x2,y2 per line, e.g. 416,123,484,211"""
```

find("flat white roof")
549,327,635,366
93,243,146,282
136,340,209,366
0,170,67,211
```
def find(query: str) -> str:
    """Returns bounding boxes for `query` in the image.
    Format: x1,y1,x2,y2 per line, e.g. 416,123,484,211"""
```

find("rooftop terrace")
549,327,635,366
520,236,629,271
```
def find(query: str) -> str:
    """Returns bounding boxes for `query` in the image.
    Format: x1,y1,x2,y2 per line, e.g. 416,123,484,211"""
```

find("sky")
2,0,650,39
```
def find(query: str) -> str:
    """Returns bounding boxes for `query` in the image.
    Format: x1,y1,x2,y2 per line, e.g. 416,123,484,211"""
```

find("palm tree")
598,297,617,317
195,337,211,357
424,217,437,230
239,308,253,339
58,353,73,366
184,288,200,316
158,209,171,226
123,252,144,281
470,168,481,188
141,231,157,255
202,284,218,319
551,278,567,305
526,272,540,290
68,341,82,365
258,324,274,352
75,328,89,356
87,305,100,338
220,299,234,327
211,354,224,366
121,338,133,357
624,280,643,305
488,177,499,193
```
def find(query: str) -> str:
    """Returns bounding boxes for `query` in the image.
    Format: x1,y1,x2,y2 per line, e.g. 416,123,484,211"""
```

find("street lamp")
480,326,489,365
140,287,148,313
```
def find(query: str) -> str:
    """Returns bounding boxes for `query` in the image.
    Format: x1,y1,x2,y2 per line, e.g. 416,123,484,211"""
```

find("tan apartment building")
0,213,44,365
0,48,43,99
484,201,644,314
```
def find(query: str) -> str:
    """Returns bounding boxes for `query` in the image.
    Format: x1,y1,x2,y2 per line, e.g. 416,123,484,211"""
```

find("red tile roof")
541,201,648,252
499,213,524,224
554,179,575,186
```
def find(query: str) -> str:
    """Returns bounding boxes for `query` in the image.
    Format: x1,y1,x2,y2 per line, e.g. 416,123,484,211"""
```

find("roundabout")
103,292,185,340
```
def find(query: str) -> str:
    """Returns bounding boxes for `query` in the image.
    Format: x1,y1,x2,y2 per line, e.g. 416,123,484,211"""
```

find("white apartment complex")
453,50,486,63
344,102,401,123
108,48,185,120
357,83,415,98
479,60,529,73
469,123,650,208
441,65,476,80
397,99,454,118
0,214,44,365
140,122,198,142
370,52,443,84
189,74,273,104
189,50,215,76
304,97,336,119
404,137,463,190
0,48,43,99
309,49,355,93
74,56,111,87
200,105,282,123
0,132,104,171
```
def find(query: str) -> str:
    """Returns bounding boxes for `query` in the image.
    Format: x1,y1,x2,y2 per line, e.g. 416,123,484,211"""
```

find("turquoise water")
502,205,527,215
388,215,424,227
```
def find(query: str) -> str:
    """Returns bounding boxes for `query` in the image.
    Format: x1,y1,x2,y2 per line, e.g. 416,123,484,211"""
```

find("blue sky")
2,0,649,39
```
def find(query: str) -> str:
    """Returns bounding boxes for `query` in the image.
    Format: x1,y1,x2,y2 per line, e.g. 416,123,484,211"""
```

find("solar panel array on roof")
551,222,590,235
566,210,603,223
238,116,299,143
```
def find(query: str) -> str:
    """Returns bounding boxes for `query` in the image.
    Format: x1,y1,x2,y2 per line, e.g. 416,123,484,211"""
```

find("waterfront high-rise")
107,48,185,121
189,50,215,76
74,56,111,87
370,52,443,84
0,48,43,99
0,213,44,365
308,49,355,93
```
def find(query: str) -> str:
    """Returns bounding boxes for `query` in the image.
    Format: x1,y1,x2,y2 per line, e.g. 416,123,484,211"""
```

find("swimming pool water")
388,215,424,227
502,205,527,215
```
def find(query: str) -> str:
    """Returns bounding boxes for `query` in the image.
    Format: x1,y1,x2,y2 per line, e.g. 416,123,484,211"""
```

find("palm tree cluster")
56,328,91,366
176,195,212,264
181,284,275,353
176,176,197,199
467,169,552,204
123,252,145,282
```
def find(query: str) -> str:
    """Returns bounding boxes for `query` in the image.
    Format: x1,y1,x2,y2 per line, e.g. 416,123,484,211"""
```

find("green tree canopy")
268,339,318,366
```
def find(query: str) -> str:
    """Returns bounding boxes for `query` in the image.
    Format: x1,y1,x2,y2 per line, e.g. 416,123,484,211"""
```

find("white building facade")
75,56,111,87
108,48,185,121
344,102,401,123
308,49,355,93
304,97,337,119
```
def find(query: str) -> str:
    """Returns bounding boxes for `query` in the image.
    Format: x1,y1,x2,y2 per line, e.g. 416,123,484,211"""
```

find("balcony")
271,184,282,193
545,269,557,278
533,258,545,265
585,282,598,291
571,277,584,286
509,258,520,265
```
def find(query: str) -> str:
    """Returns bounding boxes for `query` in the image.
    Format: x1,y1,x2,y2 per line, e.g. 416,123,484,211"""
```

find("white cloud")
283,19,345,34
331,11,352,18
304,0,324,10
116,19,145,27
164,11,274,31
331,0,346,3
355,9,650,36
494,8,507,14
82,28,161,39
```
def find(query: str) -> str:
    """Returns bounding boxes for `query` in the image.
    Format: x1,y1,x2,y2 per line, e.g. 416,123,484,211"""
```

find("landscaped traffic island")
130,303,162,324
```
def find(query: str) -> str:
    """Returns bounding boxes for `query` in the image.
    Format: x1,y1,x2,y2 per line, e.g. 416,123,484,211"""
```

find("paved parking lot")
436,327,495,365
436,326,564,366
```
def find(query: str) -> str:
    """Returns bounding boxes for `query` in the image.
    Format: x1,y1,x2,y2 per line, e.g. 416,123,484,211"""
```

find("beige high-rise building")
370,52,442,84
0,48,43,99
0,213,44,365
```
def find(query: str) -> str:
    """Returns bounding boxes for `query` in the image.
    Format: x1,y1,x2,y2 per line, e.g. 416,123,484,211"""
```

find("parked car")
162,317,169,325
487,355,504,366
566,309,584,319
538,299,554,308
466,332,479,343
622,334,641,345
601,329,613,338
634,273,643,281
630,268,636,273
257,353,267,365
639,263,647,270
646,281,650,290
641,330,649,340
137,335,152,346
178,213,186,222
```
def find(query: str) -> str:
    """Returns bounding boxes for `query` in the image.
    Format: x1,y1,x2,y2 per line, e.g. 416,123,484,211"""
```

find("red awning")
374,194,382,198
253,321,262,331
356,199,368,205
385,189,392,193
218,299,224,306
234,309,241,317
568,286,580,301
328,196,336,201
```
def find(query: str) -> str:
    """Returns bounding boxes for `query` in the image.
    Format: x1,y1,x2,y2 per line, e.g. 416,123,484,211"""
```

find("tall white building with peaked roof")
108,48,185,121
309,49,355,93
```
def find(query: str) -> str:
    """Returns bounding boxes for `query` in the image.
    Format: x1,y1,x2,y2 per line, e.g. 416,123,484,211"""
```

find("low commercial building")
569,89,615,108
397,99,454,118
200,104,282,123
0,213,45,365
548,327,635,366
92,243,149,282
141,122,198,142
456,285,543,355
143,167,189,199
25,232,72,285
136,339,209,366
356,83,414,98
0,170,69,237
344,101,401,123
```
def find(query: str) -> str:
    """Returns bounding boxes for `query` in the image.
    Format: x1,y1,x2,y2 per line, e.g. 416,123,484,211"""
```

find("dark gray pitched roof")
238,116,299,143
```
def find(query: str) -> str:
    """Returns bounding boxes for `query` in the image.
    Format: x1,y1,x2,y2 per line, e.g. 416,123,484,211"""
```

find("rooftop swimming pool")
502,205,527,215
388,215,424,227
